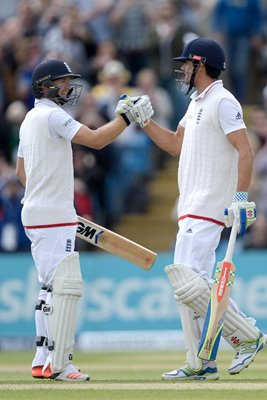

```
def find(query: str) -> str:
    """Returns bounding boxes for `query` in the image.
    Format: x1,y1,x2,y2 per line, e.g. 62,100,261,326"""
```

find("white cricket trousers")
25,225,77,286
174,218,224,280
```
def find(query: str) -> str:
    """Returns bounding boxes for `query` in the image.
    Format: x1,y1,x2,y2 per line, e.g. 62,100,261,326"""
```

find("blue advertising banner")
0,249,267,342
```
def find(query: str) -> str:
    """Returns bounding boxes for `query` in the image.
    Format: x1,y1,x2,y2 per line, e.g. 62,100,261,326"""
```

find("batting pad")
179,303,203,370
47,252,83,373
165,264,261,349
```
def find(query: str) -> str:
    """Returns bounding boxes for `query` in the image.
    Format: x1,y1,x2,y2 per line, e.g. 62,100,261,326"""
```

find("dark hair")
205,64,221,79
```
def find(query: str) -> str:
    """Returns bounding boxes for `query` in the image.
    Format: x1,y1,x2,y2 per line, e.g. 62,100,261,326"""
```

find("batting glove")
131,95,154,128
224,192,256,236
115,94,141,126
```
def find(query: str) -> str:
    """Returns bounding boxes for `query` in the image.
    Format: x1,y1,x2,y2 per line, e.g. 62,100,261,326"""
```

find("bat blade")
198,220,238,361
198,260,235,360
76,216,157,270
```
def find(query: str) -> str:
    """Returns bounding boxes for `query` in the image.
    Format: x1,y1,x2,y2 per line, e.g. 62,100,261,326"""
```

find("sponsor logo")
63,118,73,127
218,271,227,298
77,222,104,245
235,112,242,120
42,304,53,315
217,262,231,302
231,336,240,346
204,338,212,351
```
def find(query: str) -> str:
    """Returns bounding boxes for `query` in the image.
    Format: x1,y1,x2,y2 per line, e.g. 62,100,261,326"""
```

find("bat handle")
224,217,238,262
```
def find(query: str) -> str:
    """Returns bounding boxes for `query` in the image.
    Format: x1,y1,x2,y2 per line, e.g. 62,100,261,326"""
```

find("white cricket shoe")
55,364,90,381
228,332,266,375
162,361,219,381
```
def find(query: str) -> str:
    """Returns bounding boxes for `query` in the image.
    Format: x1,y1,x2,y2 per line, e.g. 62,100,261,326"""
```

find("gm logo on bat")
77,221,104,245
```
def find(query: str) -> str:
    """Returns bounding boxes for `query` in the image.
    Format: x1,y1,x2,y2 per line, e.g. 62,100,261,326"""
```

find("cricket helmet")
174,37,226,71
31,59,82,105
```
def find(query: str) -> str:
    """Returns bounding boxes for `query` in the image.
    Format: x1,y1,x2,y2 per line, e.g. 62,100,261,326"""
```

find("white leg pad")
165,264,260,349
47,252,83,374
179,303,203,370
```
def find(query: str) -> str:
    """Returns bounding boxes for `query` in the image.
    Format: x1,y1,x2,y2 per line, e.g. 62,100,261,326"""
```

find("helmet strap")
186,61,201,95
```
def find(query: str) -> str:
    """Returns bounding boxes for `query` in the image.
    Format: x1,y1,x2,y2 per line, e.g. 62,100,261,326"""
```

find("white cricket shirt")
18,98,82,227
177,80,246,225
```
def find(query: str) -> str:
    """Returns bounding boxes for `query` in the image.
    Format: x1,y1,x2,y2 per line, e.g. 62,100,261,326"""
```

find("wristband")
120,113,131,126
233,192,248,202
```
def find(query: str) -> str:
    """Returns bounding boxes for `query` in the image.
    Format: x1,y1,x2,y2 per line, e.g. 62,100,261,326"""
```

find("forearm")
144,120,182,156
16,157,26,187
236,148,254,193
72,117,127,149
227,129,254,193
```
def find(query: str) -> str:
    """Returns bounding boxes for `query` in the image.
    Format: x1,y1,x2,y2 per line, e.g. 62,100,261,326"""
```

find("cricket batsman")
16,58,153,381
124,37,266,380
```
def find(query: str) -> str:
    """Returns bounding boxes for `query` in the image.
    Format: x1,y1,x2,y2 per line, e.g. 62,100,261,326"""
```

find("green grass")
0,350,266,399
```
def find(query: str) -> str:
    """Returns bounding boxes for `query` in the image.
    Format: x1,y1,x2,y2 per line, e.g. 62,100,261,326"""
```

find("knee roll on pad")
47,252,83,373
165,264,260,349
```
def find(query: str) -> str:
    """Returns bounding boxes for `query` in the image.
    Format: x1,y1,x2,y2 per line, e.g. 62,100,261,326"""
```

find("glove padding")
115,94,141,126
131,95,154,128
224,192,256,236
115,94,154,128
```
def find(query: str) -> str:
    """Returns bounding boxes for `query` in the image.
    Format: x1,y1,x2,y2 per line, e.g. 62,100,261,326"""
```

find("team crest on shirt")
66,239,72,252
196,108,203,124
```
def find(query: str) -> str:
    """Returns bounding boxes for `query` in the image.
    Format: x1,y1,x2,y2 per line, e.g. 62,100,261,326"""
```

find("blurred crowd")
1,0,267,252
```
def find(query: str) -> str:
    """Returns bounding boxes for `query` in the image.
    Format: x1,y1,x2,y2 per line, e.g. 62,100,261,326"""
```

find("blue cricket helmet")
31,59,82,105
174,37,226,71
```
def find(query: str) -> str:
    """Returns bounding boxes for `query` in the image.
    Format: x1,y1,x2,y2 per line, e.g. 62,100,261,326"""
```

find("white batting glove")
115,94,141,126
224,192,256,236
131,95,154,128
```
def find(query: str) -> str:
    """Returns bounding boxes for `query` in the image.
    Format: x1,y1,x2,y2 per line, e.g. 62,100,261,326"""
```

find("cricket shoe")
32,365,46,379
228,332,266,375
32,363,84,380
162,362,219,381
32,363,56,379
55,364,90,381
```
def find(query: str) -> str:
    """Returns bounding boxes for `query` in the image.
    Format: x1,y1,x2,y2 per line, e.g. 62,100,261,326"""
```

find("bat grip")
224,218,238,262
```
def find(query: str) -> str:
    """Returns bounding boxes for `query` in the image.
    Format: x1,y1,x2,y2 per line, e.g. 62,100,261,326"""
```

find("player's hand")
224,192,256,236
131,95,154,128
115,94,140,126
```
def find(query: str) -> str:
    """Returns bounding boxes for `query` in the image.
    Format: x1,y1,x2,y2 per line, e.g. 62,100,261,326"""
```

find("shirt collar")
35,98,61,108
190,80,223,101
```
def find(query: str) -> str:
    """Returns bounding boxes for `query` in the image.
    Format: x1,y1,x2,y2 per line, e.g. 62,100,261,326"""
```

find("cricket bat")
198,218,238,361
76,216,157,270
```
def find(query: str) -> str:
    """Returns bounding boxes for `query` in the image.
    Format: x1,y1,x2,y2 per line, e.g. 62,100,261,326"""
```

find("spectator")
88,40,118,85
180,0,217,36
212,0,264,103
109,0,156,83
42,14,90,76
0,153,15,190
242,213,267,249
135,67,173,128
148,0,199,128
15,36,43,110
91,59,136,120
0,174,30,251
74,0,115,44
135,67,173,168
5,100,28,163
111,124,154,214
